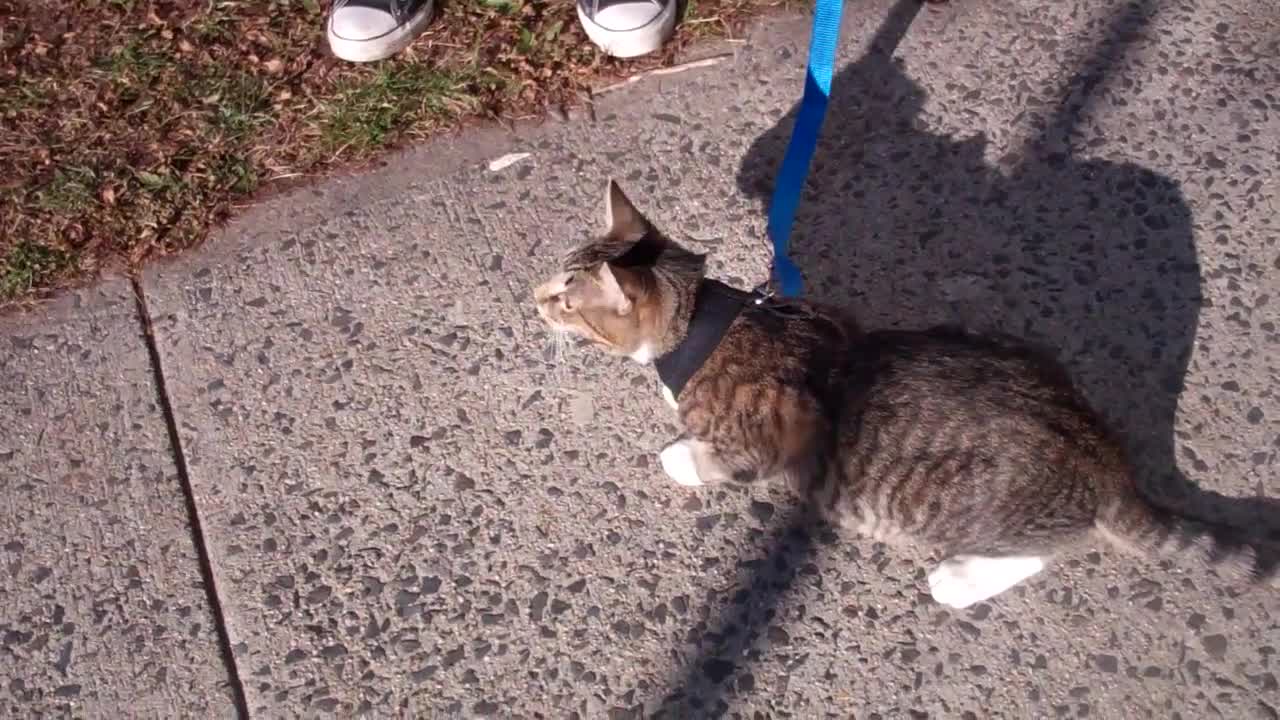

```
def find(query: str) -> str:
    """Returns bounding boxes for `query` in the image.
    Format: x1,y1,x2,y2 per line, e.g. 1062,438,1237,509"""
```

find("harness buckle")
750,282,776,306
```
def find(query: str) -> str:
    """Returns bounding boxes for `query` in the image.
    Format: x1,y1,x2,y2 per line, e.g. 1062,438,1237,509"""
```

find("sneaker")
327,0,436,63
576,0,676,59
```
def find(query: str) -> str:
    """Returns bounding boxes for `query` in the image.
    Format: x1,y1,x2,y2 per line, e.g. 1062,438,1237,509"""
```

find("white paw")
660,441,702,487
927,560,986,609
928,555,1045,609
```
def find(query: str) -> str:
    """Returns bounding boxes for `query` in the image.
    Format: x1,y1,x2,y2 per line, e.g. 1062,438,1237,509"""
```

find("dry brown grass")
0,0,791,304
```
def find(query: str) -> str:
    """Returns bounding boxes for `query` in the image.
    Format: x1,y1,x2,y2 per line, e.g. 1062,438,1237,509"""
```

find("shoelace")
334,0,415,20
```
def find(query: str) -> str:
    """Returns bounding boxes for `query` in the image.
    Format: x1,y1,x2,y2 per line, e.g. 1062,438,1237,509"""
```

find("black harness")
654,279,807,398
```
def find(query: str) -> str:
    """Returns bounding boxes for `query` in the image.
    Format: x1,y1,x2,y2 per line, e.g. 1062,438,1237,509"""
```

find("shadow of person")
737,0,1280,538
653,0,1278,715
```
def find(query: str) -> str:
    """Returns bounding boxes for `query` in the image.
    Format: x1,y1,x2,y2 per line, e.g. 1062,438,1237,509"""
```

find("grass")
1,241,75,300
320,65,487,155
34,167,99,213
0,0,791,307
206,74,273,140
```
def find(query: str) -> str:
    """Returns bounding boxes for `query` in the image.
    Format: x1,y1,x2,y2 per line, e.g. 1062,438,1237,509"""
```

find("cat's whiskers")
546,327,575,382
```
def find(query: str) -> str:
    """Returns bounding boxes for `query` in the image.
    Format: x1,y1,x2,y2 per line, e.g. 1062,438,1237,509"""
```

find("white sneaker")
576,0,676,58
327,0,436,63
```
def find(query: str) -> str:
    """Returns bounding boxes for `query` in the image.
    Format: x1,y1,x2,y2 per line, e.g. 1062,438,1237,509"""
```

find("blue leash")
766,0,845,298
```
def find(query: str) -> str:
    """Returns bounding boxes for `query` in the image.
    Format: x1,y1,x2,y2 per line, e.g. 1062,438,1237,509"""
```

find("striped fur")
534,182,1278,602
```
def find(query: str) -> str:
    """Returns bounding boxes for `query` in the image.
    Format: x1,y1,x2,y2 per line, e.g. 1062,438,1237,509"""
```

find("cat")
533,180,1276,609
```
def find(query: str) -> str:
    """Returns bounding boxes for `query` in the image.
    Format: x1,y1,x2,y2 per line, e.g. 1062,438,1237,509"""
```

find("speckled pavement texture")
6,0,1278,716
0,280,240,718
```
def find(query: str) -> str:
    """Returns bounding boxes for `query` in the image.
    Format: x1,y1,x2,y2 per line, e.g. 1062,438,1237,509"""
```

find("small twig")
328,139,355,163
592,53,733,95
647,53,735,76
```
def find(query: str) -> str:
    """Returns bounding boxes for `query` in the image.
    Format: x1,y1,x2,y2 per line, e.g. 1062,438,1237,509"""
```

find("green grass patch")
0,78,52,114
134,168,185,197
102,41,175,84
181,71,273,143
191,7,234,41
215,155,260,194
320,65,483,154
477,0,521,13
34,167,99,214
1,241,76,301
210,74,274,140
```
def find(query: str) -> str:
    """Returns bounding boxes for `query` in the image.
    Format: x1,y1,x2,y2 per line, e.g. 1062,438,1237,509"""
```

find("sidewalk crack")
131,278,251,719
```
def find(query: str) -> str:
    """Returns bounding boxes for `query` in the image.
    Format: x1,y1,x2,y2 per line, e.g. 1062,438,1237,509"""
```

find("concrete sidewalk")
5,0,1280,717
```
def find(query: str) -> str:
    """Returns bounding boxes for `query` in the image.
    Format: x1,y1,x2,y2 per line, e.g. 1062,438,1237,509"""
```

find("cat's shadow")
656,0,1277,714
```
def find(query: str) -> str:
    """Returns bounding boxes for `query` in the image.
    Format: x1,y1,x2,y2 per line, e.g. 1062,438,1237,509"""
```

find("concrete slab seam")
129,278,252,719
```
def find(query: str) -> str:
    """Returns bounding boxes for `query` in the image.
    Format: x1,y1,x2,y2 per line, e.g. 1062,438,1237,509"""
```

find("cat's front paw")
927,555,1045,609
659,441,702,487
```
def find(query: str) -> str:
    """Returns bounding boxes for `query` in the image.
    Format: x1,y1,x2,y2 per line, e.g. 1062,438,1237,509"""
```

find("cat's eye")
545,291,574,312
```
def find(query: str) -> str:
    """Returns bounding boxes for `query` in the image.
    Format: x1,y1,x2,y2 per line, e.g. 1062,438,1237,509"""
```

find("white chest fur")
629,344,654,364
661,385,678,410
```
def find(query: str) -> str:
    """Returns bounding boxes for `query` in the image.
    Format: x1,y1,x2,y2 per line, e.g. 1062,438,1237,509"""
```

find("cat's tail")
1094,490,1279,587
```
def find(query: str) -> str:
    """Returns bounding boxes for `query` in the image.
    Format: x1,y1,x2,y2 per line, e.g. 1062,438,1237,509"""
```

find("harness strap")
654,280,751,397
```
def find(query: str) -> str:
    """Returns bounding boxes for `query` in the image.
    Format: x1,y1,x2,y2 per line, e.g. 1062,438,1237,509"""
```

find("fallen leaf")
487,152,531,172
135,171,166,189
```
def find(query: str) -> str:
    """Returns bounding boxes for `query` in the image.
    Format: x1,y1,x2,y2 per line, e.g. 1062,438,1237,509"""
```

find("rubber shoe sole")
327,0,436,63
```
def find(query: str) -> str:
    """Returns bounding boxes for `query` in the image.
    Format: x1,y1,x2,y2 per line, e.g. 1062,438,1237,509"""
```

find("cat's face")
533,262,644,355
533,181,699,358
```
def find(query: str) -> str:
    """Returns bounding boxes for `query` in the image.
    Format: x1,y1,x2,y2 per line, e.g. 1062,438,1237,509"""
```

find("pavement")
3,0,1279,717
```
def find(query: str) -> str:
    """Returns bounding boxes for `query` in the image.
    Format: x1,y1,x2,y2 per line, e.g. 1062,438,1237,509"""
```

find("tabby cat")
533,180,1275,608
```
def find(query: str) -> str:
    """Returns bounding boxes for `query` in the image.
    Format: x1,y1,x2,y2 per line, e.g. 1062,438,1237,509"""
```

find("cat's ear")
604,180,649,241
595,262,633,315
